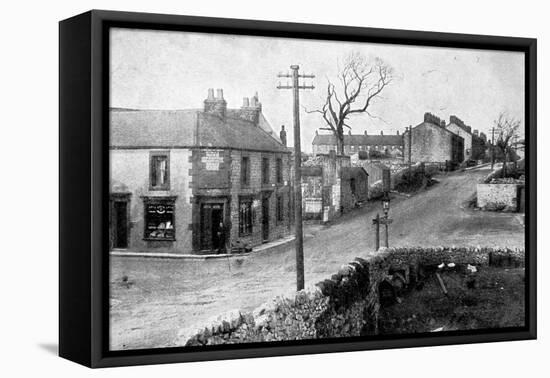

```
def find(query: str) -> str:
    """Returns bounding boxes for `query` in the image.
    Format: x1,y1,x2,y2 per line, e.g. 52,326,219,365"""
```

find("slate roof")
110,108,288,153
411,121,462,137
312,133,403,146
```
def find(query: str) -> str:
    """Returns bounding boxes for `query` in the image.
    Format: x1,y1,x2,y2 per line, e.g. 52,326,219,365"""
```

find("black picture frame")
59,9,537,368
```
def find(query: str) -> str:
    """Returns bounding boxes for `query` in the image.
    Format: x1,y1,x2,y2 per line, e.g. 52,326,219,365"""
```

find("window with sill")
239,198,254,236
276,158,283,184
276,194,284,223
144,197,176,241
150,152,170,190
241,156,250,186
262,157,270,185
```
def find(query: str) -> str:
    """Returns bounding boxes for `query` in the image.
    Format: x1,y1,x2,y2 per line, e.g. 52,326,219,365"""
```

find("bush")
368,180,385,200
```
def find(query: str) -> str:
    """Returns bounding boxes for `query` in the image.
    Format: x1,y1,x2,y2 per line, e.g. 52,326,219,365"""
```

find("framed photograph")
59,10,536,368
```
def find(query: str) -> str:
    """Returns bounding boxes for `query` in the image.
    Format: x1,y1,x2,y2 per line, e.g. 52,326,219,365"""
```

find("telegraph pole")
491,127,495,170
513,135,519,169
408,125,412,183
277,65,315,291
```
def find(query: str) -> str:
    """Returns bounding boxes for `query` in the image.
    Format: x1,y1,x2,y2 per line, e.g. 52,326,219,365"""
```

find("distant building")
446,115,473,162
301,153,368,221
404,113,464,168
312,130,404,157
109,89,292,254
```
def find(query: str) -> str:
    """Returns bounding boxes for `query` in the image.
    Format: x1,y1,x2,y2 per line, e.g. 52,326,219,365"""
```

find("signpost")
372,193,392,250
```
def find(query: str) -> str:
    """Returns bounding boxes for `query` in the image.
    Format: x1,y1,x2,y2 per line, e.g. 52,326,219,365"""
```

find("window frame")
276,194,284,223
241,155,250,186
276,157,283,184
143,196,177,241
238,197,254,236
149,151,170,191
262,157,270,185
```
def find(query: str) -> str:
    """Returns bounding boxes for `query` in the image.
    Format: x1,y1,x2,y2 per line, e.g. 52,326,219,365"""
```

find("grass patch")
379,266,525,334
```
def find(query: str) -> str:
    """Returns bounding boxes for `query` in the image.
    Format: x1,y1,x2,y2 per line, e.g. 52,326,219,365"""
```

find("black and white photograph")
108,27,527,351
3,0,547,375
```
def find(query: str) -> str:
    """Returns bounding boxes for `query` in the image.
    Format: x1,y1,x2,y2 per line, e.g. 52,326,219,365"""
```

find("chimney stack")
280,125,287,146
239,92,262,125
204,88,227,118
440,120,446,128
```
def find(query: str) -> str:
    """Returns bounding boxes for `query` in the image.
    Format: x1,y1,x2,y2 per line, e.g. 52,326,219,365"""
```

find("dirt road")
110,165,525,350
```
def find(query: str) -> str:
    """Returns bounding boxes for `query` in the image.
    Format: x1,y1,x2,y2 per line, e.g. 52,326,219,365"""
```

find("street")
110,165,524,350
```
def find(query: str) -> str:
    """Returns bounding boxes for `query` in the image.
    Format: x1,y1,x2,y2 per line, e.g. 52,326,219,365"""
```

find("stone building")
445,115,473,162
403,113,464,168
443,115,488,162
109,89,292,254
312,131,403,157
301,153,368,221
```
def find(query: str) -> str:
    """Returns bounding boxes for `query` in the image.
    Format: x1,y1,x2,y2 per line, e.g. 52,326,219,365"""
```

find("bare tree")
307,52,394,155
494,111,521,177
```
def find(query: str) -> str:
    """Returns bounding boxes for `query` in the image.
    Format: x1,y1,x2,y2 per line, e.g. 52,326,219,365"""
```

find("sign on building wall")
305,199,322,213
202,149,224,170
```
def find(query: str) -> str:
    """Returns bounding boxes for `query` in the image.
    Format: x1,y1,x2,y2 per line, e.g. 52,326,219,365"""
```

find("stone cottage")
404,113,464,169
301,152,368,221
109,89,292,254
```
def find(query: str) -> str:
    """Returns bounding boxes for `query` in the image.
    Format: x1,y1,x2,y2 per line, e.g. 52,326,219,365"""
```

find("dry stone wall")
176,246,524,347
477,183,522,212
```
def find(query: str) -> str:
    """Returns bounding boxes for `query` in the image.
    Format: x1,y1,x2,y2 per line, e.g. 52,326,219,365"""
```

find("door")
200,203,225,251
113,201,128,249
262,197,269,242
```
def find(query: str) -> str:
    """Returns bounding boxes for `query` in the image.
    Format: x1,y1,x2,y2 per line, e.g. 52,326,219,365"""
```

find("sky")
110,28,525,152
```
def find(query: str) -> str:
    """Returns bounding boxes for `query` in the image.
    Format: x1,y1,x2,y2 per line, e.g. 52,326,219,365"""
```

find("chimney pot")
380,130,383,135
397,130,400,135
216,89,224,100
242,97,250,107
207,88,215,100
280,125,287,146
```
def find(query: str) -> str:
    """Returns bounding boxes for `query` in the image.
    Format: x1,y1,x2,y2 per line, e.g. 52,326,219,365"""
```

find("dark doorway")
262,197,270,242
113,201,128,249
200,203,225,252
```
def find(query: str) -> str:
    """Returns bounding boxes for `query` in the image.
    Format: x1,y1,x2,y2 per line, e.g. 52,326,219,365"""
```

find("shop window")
144,198,175,240
239,198,253,236
150,152,170,190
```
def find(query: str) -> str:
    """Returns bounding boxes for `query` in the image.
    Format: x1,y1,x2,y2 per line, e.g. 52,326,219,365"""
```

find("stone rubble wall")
477,183,522,212
176,246,524,347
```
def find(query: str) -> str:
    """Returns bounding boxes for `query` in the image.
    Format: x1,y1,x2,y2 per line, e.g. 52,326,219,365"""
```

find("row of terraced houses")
312,112,488,166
